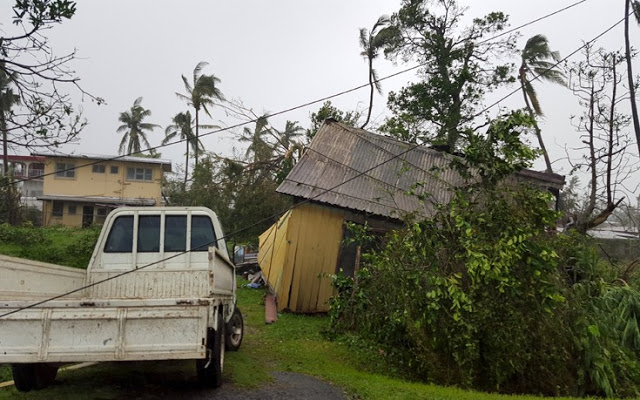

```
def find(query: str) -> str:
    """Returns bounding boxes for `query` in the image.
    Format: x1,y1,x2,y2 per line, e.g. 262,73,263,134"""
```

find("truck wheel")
225,307,243,351
11,363,58,392
11,364,36,392
197,312,225,388
34,363,58,389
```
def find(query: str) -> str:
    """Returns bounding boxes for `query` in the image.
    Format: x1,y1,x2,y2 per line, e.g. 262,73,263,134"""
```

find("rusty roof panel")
277,120,563,220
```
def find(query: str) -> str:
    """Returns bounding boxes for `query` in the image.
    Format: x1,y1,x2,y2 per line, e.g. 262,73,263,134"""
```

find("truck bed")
0,298,212,363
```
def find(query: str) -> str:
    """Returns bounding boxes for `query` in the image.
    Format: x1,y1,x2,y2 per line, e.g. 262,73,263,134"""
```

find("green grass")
0,224,99,268
0,281,608,400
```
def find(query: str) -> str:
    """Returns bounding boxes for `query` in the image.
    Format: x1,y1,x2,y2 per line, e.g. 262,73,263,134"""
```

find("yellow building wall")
258,203,344,313
41,156,166,227
42,157,164,204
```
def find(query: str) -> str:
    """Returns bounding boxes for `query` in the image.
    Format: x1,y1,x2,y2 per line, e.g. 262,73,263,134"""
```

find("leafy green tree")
176,62,224,169
380,0,516,149
305,101,360,141
358,15,391,129
518,34,566,173
116,97,159,155
624,0,640,158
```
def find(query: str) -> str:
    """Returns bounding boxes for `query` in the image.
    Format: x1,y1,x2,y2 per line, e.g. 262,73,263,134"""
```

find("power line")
2,0,588,188
1,1,597,318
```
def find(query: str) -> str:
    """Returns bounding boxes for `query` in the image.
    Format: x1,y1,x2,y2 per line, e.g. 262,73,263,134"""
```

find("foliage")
176,61,224,168
305,101,360,141
329,112,640,397
518,34,566,173
0,0,97,159
379,0,517,150
0,223,100,268
116,97,160,155
0,176,22,225
165,156,291,244
358,15,392,129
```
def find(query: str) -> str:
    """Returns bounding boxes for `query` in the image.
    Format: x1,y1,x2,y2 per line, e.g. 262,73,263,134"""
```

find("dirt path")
181,372,347,400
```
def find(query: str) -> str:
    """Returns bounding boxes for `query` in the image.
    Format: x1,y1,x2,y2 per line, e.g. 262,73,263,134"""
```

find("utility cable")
2,0,588,188
0,0,599,317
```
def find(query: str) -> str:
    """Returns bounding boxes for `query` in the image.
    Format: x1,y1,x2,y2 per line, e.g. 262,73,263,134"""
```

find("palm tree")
0,65,20,175
240,115,272,164
163,111,217,185
176,62,225,169
359,15,391,129
116,97,160,155
625,0,640,159
163,111,198,185
519,34,566,173
273,120,303,156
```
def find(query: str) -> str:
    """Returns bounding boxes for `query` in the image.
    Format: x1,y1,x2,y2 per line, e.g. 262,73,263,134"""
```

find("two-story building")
0,155,45,210
33,152,172,227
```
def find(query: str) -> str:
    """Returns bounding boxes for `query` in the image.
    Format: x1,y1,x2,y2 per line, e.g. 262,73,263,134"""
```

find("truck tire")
11,364,35,392
225,306,243,351
11,363,58,392
197,311,225,388
34,363,58,389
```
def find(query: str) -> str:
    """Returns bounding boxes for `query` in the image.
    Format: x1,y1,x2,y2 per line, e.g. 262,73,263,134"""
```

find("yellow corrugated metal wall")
258,203,344,313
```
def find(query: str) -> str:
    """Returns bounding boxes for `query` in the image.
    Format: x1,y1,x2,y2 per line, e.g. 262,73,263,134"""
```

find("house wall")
41,157,165,227
259,203,344,313
42,157,164,201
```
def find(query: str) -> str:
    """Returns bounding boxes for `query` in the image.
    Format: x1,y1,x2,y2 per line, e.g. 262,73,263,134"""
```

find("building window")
110,166,119,174
68,205,77,215
126,167,153,182
92,165,106,173
96,208,107,217
55,163,75,178
52,201,64,217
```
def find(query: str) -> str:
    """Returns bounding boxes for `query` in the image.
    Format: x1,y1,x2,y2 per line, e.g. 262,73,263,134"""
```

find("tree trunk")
184,141,190,189
361,57,375,129
194,109,200,170
520,83,553,173
1,113,8,176
625,0,640,158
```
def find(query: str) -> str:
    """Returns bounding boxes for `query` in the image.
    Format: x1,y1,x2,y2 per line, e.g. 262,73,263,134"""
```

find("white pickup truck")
0,207,244,392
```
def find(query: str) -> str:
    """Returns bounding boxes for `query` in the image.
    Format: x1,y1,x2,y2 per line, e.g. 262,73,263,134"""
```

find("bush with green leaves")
329,111,640,397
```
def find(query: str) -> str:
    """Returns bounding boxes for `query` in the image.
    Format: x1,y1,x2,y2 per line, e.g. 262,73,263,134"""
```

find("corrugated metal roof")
277,120,565,220
31,151,172,172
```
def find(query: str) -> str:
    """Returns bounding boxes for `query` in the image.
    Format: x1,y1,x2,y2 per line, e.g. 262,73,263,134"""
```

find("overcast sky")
3,0,637,190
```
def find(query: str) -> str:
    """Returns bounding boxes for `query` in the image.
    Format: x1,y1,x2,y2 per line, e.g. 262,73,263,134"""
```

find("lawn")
0,282,603,400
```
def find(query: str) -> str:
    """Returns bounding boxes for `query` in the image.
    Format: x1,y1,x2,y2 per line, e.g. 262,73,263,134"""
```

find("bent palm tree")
359,15,391,129
519,34,566,173
176,62,225,169
117,97,160,155
625,0,640,158
240,115,272,164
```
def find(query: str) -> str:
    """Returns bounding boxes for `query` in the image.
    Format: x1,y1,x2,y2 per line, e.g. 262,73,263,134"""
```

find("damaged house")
258,120,565,313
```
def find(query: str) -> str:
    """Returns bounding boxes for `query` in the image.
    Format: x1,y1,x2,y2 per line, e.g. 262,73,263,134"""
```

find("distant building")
33,152,172,227
0,155,45,210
